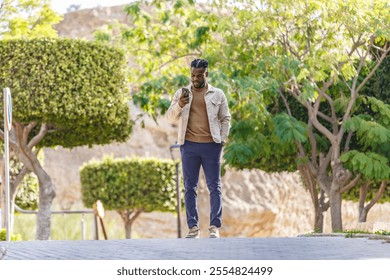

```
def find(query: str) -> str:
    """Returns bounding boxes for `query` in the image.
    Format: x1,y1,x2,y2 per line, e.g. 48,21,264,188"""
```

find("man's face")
191,67,208,88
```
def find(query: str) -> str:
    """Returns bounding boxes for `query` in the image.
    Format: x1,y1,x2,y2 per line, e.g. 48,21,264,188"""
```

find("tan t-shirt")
185,86,214,143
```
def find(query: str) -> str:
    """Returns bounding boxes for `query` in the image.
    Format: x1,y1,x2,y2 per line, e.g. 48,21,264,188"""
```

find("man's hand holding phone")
178,88,190,108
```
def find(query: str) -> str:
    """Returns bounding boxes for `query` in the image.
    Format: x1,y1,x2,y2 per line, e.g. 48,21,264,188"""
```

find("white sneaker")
186,226,200,238
208,225,220,238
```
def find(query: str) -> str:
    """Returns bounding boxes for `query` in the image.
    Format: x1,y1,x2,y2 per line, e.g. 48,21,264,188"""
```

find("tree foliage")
0,0,62,231
341,54,390,205
0,38,133,239
14,173,39,210
12,154,39,210
96,0,390,231
80,156,178,238
0,39,133,147
0,0,62,39
0,228,21,241
80,156,177,212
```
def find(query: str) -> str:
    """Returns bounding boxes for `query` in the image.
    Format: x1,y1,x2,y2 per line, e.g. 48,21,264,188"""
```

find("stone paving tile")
1,237,390,260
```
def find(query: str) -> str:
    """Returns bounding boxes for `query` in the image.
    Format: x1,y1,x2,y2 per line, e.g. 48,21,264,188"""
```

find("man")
166,58,231,238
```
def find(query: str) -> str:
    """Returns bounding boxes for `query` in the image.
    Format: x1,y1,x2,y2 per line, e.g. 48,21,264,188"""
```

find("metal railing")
14,204,98,240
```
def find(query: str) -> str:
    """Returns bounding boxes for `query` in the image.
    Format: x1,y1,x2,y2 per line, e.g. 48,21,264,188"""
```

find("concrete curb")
298,233,390,242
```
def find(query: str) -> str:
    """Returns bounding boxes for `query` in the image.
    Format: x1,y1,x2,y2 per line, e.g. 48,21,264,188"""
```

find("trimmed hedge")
80,157,178,212
0,38,132,147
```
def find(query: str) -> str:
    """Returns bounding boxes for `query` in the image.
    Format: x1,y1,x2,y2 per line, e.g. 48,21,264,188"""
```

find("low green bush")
0,228,22,241
80,156,179,237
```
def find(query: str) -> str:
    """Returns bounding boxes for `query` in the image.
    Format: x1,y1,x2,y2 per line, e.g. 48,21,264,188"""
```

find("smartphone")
182,88,189,98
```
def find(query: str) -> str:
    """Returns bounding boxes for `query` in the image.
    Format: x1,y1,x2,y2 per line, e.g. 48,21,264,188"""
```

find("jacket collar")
186,83,215,94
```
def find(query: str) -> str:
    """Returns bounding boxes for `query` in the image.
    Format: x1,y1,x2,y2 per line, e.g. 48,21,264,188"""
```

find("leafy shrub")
0,38,132,148
80,156,178,212
0,228,22,241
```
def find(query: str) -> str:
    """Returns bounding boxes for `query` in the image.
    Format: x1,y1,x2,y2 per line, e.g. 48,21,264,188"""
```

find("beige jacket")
166,84,231,145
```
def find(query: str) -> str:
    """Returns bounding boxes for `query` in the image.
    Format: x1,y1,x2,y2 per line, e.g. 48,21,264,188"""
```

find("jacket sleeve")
166,89,184,123
218,92,231,142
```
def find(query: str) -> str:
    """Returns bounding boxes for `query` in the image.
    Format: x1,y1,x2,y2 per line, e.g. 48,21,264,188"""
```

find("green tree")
0,0,62,39
80,156,177,238
210,0,389,232
0,39,132,240
342,54,390,222
0,0,60,233
96,0,389,232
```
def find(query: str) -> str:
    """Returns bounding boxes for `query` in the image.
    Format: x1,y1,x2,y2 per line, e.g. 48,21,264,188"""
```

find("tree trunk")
313,207,323,233
119,210,134,239
314,190,328,233
125,219,132,239
358,182,369,222
35,172,56,240
118,209,143,239
329,147,351,232
359,208,368,223
329,186,342,232
16,149,55,240
10,123,55,240
298,163,326,232
9,174,25,231
358,181,387,223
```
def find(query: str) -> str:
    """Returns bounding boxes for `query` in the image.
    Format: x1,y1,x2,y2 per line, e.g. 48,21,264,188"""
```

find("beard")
192,81,206,88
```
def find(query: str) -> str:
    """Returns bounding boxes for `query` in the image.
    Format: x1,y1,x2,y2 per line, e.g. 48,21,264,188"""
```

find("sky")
50,0,132,14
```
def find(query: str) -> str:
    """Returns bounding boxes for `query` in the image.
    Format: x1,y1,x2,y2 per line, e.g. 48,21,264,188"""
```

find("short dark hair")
191,58,208,69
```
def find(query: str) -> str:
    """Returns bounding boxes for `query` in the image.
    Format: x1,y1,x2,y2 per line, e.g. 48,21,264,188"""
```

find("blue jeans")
180,140,223,228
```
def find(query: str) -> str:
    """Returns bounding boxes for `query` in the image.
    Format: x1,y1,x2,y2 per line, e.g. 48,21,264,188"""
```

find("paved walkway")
1,235,390,260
